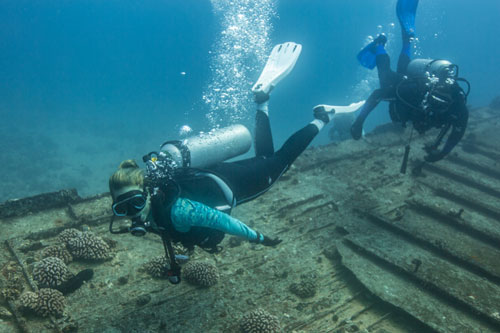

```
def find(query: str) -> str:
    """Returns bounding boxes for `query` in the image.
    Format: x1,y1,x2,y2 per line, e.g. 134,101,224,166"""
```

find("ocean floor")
0,103,499,332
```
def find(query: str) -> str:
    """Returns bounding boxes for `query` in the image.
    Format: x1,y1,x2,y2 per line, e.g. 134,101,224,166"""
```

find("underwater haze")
1,0,499,201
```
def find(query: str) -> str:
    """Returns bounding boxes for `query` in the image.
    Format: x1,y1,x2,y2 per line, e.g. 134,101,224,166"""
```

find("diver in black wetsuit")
109,42,360,283
351,0,470,163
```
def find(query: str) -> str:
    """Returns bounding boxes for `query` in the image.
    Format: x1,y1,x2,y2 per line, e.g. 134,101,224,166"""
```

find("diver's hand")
350,120,363,140
261,235,282,247
423,145,444,162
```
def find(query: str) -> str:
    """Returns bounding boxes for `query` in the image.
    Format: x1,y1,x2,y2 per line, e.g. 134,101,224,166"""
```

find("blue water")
1,0,499,201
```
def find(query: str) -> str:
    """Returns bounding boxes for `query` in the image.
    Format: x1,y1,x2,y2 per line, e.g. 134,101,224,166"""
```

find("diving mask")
112,190,147,217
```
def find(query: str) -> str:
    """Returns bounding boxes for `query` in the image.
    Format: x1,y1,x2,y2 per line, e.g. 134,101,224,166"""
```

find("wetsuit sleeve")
170,198,260,242
425,89,469,162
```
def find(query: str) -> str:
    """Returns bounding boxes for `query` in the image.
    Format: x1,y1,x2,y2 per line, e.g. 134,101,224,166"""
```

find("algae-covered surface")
0,105,499,333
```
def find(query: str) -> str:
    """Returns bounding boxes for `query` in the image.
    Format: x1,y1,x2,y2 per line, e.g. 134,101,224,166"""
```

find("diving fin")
356,34,387,70
313,101,366,123
252,42,302,100
314,101,366,115
396,0,419,38
357,42,378,70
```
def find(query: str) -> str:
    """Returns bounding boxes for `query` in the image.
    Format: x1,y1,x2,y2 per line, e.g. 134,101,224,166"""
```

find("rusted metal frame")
360,210,500,284
446,155,500,180
342,237,500,330
406,199,500,250
272,194,326,217
364,312,393,332
422,163,500,198
284,291,363,332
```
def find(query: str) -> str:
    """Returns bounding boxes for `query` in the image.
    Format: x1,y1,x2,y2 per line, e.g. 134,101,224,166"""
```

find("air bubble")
202,0,277,127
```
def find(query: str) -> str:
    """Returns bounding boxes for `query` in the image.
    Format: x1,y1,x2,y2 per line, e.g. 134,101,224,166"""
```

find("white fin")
252,42,302,96
312,100,366,116
333,100,366,114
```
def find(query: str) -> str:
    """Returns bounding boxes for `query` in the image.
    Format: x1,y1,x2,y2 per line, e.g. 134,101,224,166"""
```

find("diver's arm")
425,94,469,162
170,198,263,242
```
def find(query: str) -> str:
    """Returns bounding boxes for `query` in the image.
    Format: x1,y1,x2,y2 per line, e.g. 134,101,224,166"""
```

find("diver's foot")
350,120,364,140
313,105,336,124
374,34,387,47
357,34,387,70
254,90,270,104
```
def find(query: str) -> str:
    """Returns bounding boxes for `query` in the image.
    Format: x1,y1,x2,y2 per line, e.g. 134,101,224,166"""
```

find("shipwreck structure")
0,105,499,332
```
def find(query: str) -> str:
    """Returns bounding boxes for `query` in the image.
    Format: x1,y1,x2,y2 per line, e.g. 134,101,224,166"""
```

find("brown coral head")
33,257,72,288
20,289,66,317
240,308,281,333
67,232,112,260
182,262,219,287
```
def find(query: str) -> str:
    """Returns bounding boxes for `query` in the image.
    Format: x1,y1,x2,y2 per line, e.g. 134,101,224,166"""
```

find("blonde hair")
109,160,145,198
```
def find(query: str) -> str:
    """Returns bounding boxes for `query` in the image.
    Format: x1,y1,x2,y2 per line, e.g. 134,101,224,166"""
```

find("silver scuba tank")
406,59,458,79
160,124,252,168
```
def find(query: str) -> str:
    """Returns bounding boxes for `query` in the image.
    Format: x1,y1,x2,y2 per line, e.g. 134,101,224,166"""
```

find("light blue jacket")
170,197,263,242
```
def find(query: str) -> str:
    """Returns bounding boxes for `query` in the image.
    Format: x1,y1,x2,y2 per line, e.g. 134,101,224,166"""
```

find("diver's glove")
254,232,282,247
261,235,282,247
423,145,445,162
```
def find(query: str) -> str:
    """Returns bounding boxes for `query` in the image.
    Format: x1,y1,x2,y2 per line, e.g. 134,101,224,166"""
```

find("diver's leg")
350,89,385,140
254,101,275,158
215,119,321,205
274,123,319,168
397,45,411,74
396,30,412,74
374,40,397,90
252,42,302,158
396,0,419,74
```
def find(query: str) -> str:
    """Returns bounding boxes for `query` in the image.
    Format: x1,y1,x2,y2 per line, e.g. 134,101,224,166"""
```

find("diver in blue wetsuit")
352,0,470,163
108,42,361,283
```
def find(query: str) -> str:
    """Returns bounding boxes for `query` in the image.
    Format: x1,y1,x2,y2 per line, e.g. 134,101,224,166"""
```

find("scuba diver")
352,0,470,164
108,42,362,284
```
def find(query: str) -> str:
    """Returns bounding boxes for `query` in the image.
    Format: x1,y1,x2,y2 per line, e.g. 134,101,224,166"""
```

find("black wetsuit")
147,109,319,253
352,51,469,162
208,111,318,205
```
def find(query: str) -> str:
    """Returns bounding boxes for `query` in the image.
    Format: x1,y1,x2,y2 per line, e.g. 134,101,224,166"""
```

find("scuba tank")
397,58,470,114
406,58,459,80
160,124,252,168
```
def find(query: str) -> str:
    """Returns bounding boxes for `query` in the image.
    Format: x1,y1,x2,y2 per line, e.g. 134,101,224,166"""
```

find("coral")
0,262,24,300
41,245,73,264
1,283,22,301
182,262,219,287
289,279,317,299
67,232,112,260
142,256,170,278
20,288,66,317
240,308,281,333
33,257,72,288
173,243,190,256
58,228,82,246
